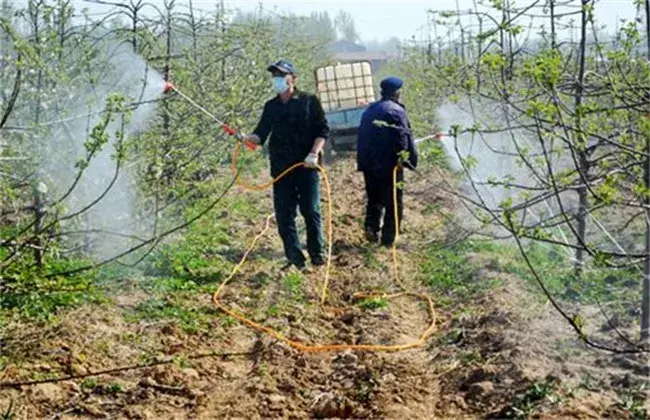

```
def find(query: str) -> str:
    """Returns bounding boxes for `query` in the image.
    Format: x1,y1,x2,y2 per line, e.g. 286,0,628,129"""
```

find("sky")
6,0,645,44
221,0,641,43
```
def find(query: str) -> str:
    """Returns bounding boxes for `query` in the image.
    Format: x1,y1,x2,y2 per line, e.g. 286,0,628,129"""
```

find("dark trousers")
272,168,324,265
363,170,404,246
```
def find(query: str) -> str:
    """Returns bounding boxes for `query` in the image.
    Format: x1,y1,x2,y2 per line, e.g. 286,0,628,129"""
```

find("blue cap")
267,60,296,75
380,76,403,94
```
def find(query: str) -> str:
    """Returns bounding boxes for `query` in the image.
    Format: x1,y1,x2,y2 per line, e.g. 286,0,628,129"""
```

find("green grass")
220,315,237,328
81,378,98,389
143,239,229,282
469,240,639,306
266,305,280,317
142,276,200,293
282,271,304,300
358,297,389,310
0,247,105,322
0,174,267,326
139,275,225,296
0,266,106,322
420,240,493,305
106,383,123,394
79,378,123,394
503,379,560,419
362,247,386,271
0,289,106,322
618,389,648,419
423,237,639,314
125,298,218,334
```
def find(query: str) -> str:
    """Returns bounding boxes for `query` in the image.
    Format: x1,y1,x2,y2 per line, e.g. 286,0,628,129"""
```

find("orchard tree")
400,0,650,350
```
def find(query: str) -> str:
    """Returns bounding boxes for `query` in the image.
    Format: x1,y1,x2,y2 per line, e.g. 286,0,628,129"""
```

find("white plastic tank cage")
315,61,375,112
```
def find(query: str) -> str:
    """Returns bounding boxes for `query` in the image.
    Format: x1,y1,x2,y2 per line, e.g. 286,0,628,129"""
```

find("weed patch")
282,272,304,300
361,247,386,271
358,297,389,310
126,298,218,334
470,240,639,306
498,379,560,419
0,249,104,321
420,240,489,302
616,385,649,419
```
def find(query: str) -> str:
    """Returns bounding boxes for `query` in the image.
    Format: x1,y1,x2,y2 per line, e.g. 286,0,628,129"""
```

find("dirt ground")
1,154,648,419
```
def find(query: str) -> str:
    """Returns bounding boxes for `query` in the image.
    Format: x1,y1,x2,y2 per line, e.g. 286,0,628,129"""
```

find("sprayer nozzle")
222,124,236,136
435,132,444,140
163,82,176,93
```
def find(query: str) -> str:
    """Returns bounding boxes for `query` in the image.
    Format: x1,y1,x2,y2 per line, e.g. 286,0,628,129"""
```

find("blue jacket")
356,98,418,176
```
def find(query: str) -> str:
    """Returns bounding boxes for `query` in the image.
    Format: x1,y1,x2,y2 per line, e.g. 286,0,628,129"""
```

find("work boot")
365,228,379,244
281,259,306,271
381,233,396,248
311,256,326,267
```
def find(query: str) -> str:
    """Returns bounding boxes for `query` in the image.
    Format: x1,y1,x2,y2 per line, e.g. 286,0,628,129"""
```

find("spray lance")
162,82,258,150
415,131,449,144
372,119,451,174
372,119,450,144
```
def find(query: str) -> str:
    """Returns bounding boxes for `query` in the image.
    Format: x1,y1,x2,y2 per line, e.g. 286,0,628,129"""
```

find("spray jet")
162,81,257,150
414,131,450,144
372,120,449,144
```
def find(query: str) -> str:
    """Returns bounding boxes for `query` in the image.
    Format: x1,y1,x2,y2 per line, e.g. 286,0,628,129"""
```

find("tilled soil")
1,156,647,418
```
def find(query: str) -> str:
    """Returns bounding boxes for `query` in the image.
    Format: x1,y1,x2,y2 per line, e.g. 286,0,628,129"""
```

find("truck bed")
325,106,366,149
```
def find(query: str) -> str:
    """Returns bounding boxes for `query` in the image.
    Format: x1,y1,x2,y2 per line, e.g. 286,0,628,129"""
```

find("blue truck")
314,62,375,162
322,105,368,161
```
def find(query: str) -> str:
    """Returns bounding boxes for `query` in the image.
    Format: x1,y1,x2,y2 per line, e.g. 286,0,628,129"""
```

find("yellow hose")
213,142,437,352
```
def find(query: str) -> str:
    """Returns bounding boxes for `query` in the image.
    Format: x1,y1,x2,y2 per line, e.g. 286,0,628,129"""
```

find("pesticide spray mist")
435,98,583,256
436,99,544,207
33,39,166,262
435,97,642,262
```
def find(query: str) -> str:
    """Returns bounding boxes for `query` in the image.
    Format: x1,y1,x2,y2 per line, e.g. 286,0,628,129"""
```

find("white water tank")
315,61,375,111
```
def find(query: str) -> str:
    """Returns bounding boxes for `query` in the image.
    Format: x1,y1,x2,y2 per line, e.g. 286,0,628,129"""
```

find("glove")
232,131,259,151
304,152,319,168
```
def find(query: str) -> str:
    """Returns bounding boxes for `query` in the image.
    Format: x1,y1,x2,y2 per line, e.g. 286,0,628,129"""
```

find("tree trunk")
506,0,514,79
550,0,557,50
432,13,441,65
29,0,44,269
132,7,138,52
640,0,650,342
499,4,507,84
189,0,199,64
472,1,483,90
573,0,590,279
161,0,174,185
220,0,226,82
456,0,465,65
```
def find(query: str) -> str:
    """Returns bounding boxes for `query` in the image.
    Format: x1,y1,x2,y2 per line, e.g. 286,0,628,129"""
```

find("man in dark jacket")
356,76,418,247
239,60,330,269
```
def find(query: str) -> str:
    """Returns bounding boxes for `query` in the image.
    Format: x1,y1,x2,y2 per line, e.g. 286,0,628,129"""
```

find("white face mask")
273,76,289,94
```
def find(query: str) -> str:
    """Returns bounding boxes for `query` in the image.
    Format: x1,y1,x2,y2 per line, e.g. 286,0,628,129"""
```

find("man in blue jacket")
357,76,418,247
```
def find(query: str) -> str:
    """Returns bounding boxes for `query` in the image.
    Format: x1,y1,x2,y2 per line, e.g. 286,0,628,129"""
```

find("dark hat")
380,76,403,93
267,60,296,75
